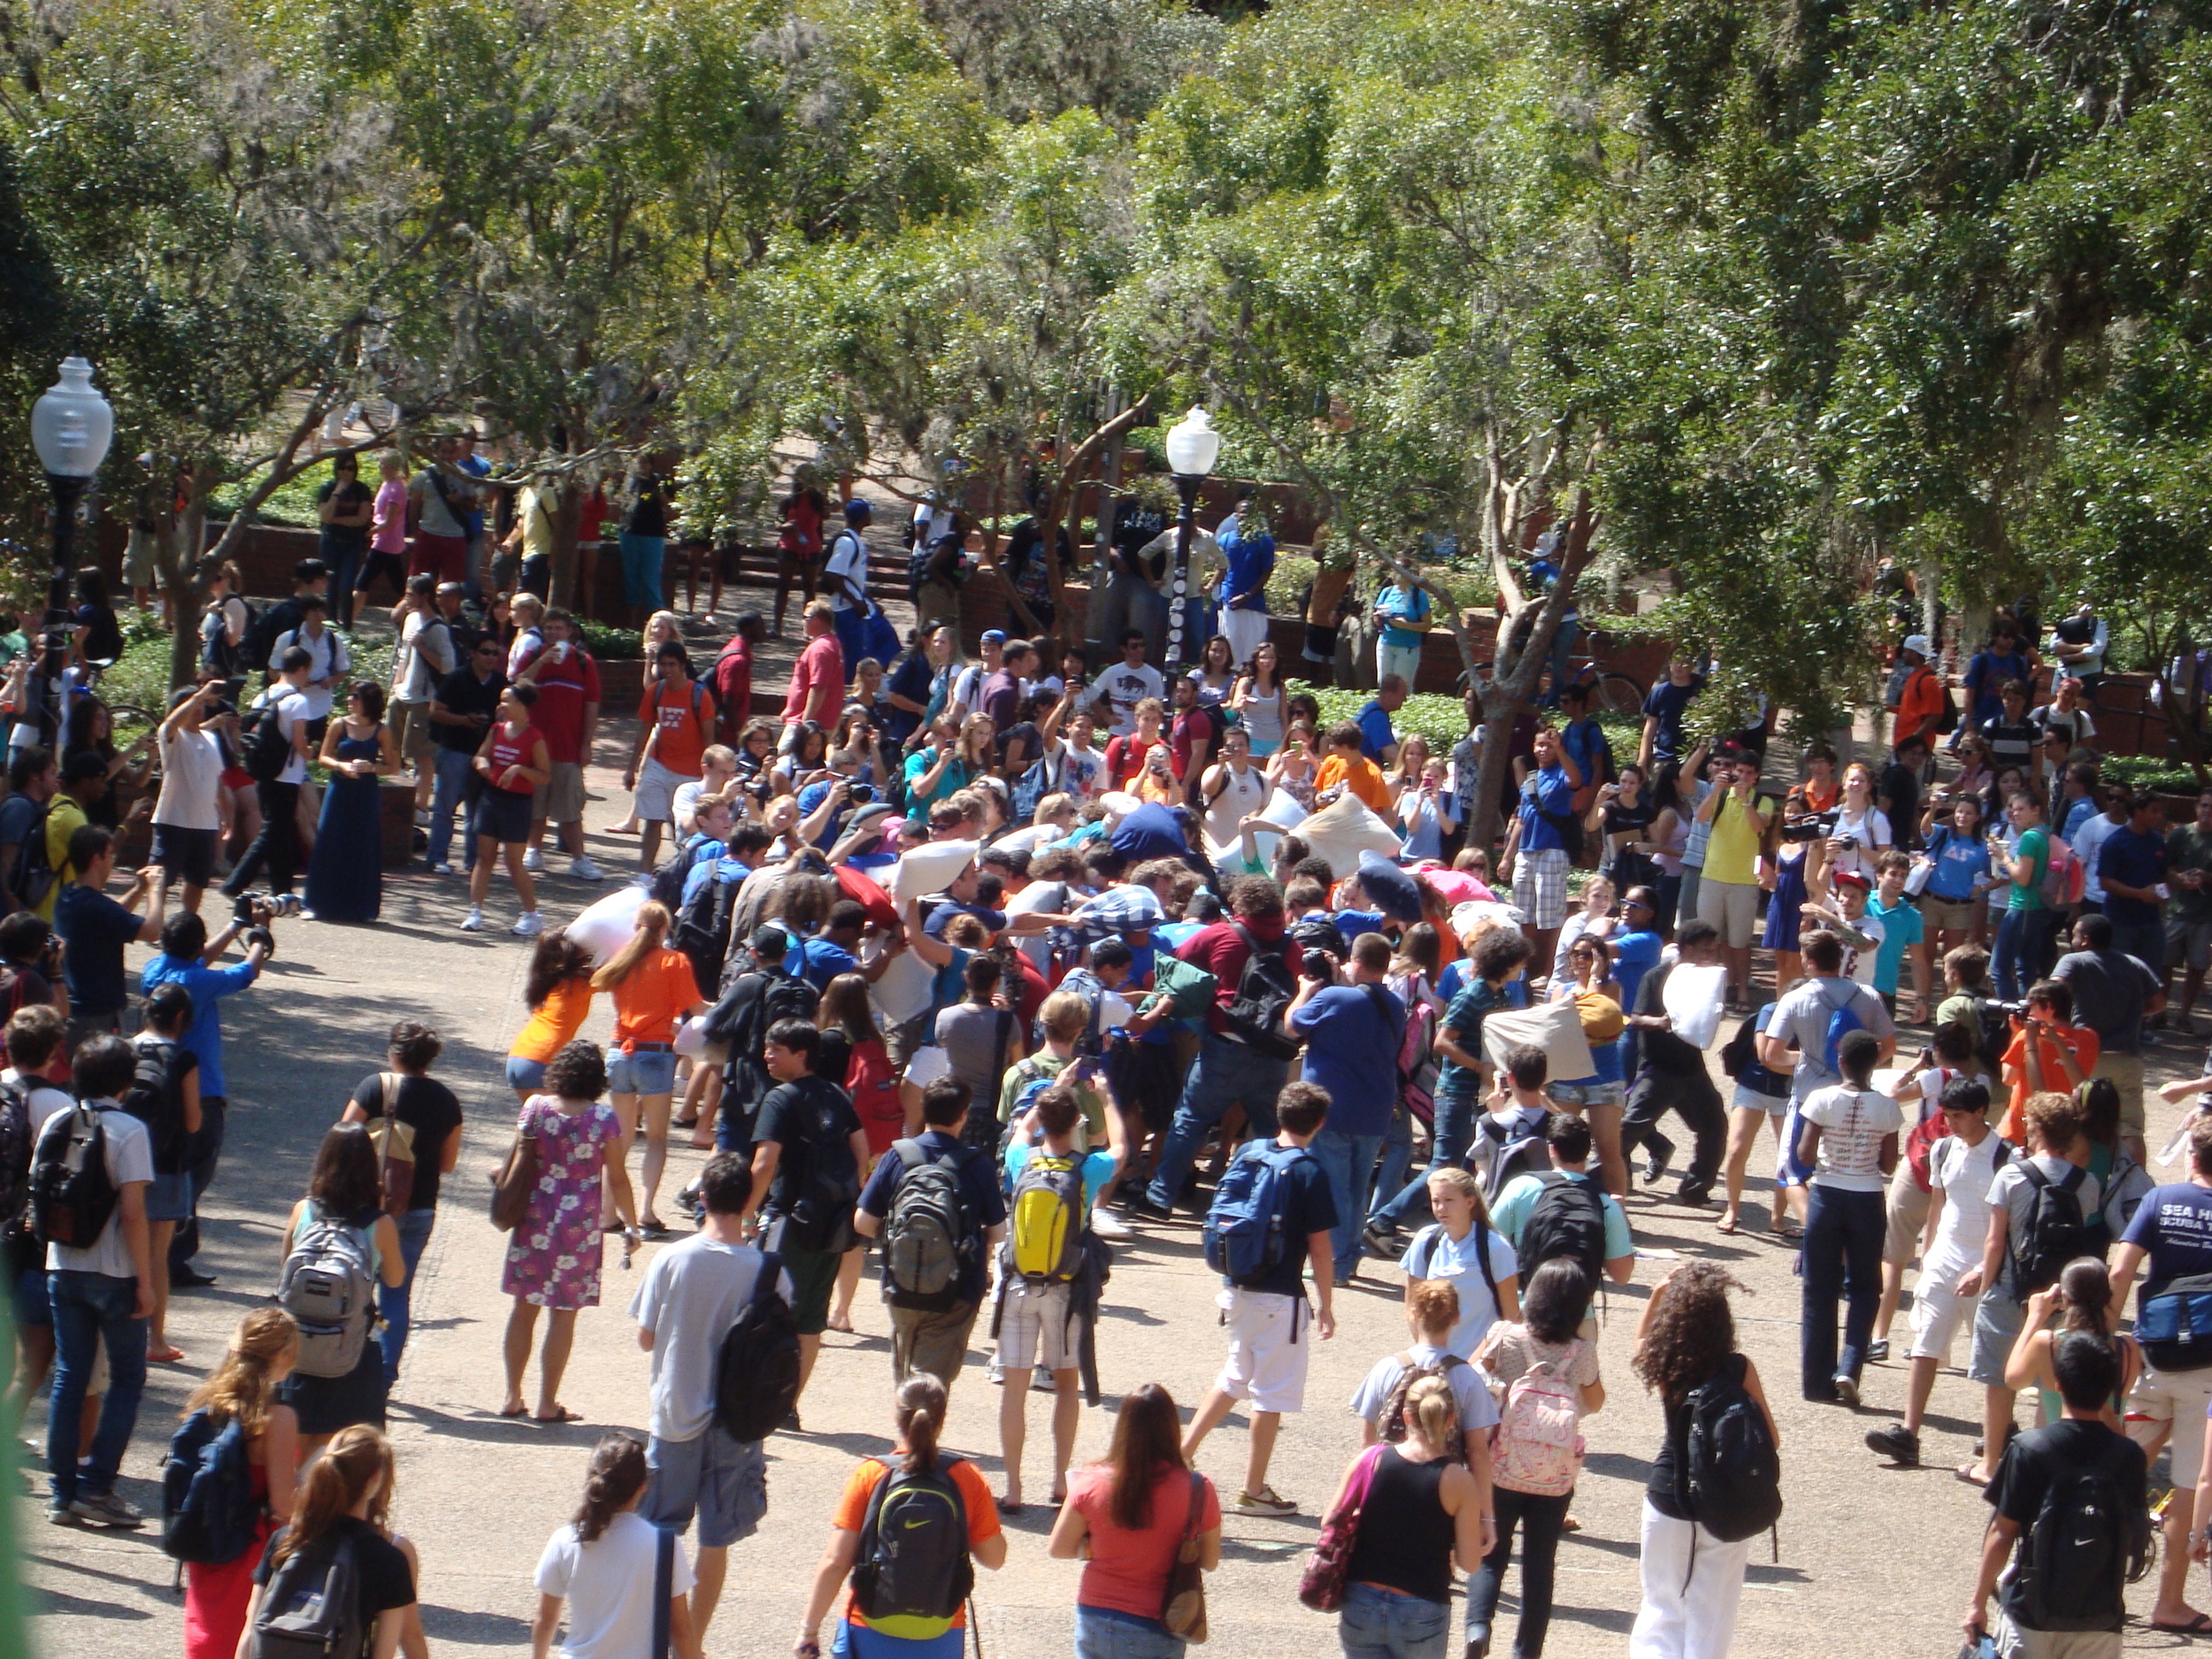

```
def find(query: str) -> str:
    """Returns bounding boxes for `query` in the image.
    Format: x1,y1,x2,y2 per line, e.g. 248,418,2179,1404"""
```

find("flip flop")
1778,1224,1804,1241
826,1314,856,1335
534,1406,583,1425
148,1345,188,1364
1954,1464,1989,1487
497,1403,528,1419
998,1497,1025,1516
1717,1218,1740,1235
2152,1615,2212,1634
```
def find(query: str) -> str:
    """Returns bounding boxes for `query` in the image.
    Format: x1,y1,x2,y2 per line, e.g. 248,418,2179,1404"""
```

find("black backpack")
121,1035,188,1176
8,799,54,916
2010,1433,2152,1631
780,1080,860,1256
0,1074,38,1275
161,1409,260,1566
712,1250,802,1441
672,862,741,998
851,1460,975,1630
1683,1356,1784,1544
1220,924,1300,1059
2010,1164,2090,1294
251,1528,366,1659
1718,1012,1761,1081
240,697,293,783
1517,1171,1609,1286
27,1101,119,1250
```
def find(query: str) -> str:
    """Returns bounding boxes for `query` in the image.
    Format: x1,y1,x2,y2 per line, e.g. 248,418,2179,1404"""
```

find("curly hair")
1632,1262,1747,1407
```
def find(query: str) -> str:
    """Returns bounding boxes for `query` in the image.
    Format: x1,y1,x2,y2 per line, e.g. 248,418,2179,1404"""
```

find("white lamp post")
30,357,114,747
1161,406,1220,676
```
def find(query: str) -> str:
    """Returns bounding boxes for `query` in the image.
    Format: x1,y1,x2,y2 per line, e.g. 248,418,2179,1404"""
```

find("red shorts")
220,764,252,792
408,532,468,584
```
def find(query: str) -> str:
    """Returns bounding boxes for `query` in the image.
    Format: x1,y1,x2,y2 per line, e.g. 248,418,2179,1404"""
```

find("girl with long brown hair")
532,1433,701,1659
591,902,705,1235
180,1310,300,1659
236,1425,418,1659
822,972,898,1335
508,927,597,1099
1048,1383,1221,1659
277,1125,407,1459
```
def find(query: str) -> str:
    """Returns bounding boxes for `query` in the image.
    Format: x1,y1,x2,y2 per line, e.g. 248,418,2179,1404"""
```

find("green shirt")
2008,826,2049,912
2168,826,2212,925
1435,979,1508,1102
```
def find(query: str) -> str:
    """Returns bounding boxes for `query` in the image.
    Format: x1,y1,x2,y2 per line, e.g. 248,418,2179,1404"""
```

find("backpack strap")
652,1525,675,1659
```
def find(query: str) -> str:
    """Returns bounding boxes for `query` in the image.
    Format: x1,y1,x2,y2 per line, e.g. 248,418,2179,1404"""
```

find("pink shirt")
1069,1464,1218,1620
372,479,409,554
780,631,845,727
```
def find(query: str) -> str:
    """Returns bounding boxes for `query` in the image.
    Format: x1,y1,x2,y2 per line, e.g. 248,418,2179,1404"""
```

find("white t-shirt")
271,627,349,722
154,726,224,832
626,1234,787,1442
1801,1083,1903,1192
253,687,313,785
1839,910,1886,987
38,1096,154,1278
1926,1132,2008,1281
1096,663,1165,737
534,1511,695,1659
1827,807,1893,884
823,527,868,613
1398,1225,1519,1359
392,612,453,705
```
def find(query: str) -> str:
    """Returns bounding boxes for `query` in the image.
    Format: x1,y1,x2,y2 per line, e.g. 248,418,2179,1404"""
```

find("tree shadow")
27,1588,156,1621
419,1603,540,1645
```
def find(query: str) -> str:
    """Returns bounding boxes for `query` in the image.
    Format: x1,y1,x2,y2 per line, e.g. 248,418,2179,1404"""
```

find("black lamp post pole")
42,472,86,751
1166,472,1200,678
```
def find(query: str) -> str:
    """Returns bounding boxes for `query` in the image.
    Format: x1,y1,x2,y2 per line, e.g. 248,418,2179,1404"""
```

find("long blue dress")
305,726,385,923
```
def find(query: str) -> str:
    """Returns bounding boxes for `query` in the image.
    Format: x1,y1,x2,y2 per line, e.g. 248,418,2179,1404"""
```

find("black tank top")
1342,1446,1455,1604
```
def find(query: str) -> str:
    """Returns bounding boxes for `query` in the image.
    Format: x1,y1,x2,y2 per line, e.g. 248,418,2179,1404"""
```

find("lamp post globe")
29,356,115,749
1163,406,1218,677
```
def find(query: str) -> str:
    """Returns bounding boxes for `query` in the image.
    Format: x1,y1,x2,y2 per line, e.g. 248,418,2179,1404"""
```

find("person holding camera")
151,681,229,917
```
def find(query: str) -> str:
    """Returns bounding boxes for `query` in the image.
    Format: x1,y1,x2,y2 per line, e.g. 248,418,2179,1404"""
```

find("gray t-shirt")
935,1001,1017,1112
626,1235,788,1442
2053,949,2162,1056
1988,1155,2103,1296
1764,976,1896,1102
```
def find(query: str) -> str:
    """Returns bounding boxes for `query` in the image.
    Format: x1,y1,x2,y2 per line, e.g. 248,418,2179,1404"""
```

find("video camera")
1779,810,1841,845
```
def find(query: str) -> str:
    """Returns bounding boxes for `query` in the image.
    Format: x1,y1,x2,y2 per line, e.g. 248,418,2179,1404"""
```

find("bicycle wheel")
106,703,159,738
1594,673,1644,718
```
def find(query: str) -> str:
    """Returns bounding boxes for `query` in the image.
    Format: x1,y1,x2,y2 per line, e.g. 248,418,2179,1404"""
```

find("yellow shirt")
39,795,87,921
515,484,557,563
1702,788,1768,887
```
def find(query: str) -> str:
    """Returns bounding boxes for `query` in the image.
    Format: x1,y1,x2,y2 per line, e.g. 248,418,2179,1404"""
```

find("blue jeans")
1374,1109,1415,1225
1993,905,2056,1001
619,532,665,609
1800,1183,1885,1400
833,606,869,672
169,1094,226,1271
1145,1033,1290,1211
1541,617,1582,706
1076,1605,1187,1659
1370,1090,1476,1231
321,533,365,629
1309,1128,1388,1280
1339,1582,1450,1659
377,1209,437,1385
47,1270,149,1509
428,746,477,870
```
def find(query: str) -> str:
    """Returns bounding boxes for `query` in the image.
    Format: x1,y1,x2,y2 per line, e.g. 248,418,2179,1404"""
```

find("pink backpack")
1491,1353,1586,1497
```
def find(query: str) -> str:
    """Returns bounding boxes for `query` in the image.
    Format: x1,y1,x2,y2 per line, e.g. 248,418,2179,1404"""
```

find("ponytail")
273,1425,390,1566
895,1374,946,1476
1405,1375,1456,1449
592,902,671,991
572,1433,649,1544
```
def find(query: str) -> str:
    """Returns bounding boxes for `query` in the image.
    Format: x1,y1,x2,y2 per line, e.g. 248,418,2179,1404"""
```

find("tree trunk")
549,480,581,613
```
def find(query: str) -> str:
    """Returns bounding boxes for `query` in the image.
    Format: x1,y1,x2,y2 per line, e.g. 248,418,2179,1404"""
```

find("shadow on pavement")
419,1602,539,1645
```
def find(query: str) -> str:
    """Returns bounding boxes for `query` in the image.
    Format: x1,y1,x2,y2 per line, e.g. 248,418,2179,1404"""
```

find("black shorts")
1108,1040,1183,1133
150,825,218,888
473,786,533,845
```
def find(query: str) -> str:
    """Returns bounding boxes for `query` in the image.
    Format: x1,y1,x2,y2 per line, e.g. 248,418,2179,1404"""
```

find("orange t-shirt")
1896,664,1944,744
1318,754,1393,816
511,977,594,1064
639,680,717,779
611,949,703,1049
831,1457,1000,1632
1999,1022,2101,1142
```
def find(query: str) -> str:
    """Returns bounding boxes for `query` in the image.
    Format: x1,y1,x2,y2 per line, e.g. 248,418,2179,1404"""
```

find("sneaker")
1234,1486,1298,1517
1362,1220,1402,1259
70,1492,144,1529
1644,1147,1674,1187
570,855,604,882
1864,1424,1920,1466
1868,1338,1891,1363
522,848,545,873
1088,1207,1132,1240
430,863,456,876
1122,1190,1175,1223
1832,1374,1860,1409
511,911,545,938
780,1409,803,1433
460,907,485,932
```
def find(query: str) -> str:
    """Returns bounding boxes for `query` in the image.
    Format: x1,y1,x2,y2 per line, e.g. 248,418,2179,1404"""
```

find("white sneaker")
511,911,545,938
460,907,485,932
1089,1207,1132,1240
570,855,604,882
522,848,545,873
430,863,456,877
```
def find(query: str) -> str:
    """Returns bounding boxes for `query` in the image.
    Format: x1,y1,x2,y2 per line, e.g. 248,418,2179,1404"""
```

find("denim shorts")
640,1426,768,1549
609,1047,679,1097
143,1171,193,1224
505,1055,549,1094
12,1261,50,1328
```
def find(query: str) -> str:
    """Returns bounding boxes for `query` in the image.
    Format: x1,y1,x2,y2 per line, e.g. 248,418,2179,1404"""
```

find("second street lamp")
1161,406,1220,677
28,355,115,750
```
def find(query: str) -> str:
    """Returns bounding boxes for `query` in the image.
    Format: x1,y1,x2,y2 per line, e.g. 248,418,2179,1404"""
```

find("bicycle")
1463,653,1645,717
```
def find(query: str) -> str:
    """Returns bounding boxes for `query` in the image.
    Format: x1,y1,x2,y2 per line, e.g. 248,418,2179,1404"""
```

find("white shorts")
995,1278,1076,1374
2126,1361,2212,1485
634,757,689,825
1909,1276,1980,1366
1215,1286,1312,1415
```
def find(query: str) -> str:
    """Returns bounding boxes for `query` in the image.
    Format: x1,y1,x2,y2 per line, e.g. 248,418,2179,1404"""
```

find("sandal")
826,1313,856,1335
148,1344,187,1364
1954,1463,1990,1487
999,1496,1025,1517
1717,1217,1740,1235
534,1406,583,1425
497,1403,529,1419
1777,1224,1804,1242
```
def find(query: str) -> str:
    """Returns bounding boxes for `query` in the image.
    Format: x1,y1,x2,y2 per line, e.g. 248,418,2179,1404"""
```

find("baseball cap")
1832,869,1871,892
1901,634,1932,657
844,498,872,520
981,629,1008,646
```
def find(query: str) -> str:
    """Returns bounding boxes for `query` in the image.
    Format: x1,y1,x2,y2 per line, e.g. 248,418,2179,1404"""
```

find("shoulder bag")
1160,1470,1210,1641
1298,1444,1385,1612
489,1104,541,1233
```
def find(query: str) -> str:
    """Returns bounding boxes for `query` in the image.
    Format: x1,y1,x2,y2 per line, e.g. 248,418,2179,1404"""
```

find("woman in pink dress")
500,1040,637,1424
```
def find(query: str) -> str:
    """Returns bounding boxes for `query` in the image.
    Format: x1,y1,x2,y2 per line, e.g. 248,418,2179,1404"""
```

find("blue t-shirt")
54,885,141,1018
1375,586,1431,650
1560,718,1612,793
2100,826,2168,927
1356,700,1397,763
1516,764,1573,853
139,954,259,1099
2061,795,2100,844
924,900,1007,941
1003,1142,1118,1210
1292,982,1404,1138
1964,649,2032,724
1924,825,1993,902
2120,1182,2212,1296
1612,929,1663,1018
792,934,857,992
1640,678,1705,763
856,1129,1007,1305
1867,896,1924,996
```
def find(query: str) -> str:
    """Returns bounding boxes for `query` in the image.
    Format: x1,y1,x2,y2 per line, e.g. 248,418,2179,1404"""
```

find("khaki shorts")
1697,878,1761,949
536,760,586,826
890,1300,979,1389
1921,895,1979,935
390,700,434,763
2092,1050,2147,1141
2127,1361,2212,1487
1882,1161,1932,1266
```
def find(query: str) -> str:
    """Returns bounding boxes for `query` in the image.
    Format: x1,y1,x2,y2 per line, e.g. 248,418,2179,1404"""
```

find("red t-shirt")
1102,732,1156,790
846,1038,903,1156
712,637,752,735
1069,1463,1219,1621
1170,706,1222,780
483,722,544,794
1179,917,1301,1036
780,633,844,727
639,680,715,779
514,642,600,764
578,491,609,544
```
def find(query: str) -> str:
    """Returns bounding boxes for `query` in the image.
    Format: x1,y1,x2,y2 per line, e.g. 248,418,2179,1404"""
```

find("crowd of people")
13,481,2212,1659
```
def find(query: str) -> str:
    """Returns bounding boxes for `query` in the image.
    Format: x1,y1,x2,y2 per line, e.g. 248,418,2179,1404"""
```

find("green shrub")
2102,753,2208,795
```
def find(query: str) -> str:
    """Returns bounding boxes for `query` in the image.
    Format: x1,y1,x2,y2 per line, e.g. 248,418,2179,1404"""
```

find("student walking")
237,1425,419,1659
533,1433,704,1659
1396,1166,1520,1359
178,1308,301,1659
275,1125,406,1458
1794,1028,1904,1405
341,1021,465,1385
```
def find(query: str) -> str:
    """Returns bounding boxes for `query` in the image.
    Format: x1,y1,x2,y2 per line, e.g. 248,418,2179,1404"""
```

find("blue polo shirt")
1356,699,1397,763
1292,981,1404,1138
2101,826,2169,927
1516,764,1574,853
1640,677,1705,764
1612,928,1663,1016
140,954,260,1099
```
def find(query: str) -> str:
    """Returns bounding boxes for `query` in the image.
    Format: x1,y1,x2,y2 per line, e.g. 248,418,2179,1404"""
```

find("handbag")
1160,1470,1210,1642
489,1111,541,1233
1297,1445,1384,1613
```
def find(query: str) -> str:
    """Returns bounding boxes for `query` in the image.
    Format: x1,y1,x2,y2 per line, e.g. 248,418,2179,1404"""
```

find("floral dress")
501,1094,620,1310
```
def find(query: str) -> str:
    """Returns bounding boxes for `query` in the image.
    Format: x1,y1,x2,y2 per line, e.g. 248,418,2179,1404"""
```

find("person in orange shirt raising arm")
1314,722,1394,817
591,902,706,1235
626,640,718,871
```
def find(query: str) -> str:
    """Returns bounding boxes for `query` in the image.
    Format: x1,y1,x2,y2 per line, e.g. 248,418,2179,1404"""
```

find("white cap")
1901,634,1932,657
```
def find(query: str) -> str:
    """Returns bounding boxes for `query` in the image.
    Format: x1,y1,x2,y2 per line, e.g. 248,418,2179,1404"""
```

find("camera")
848,783,876,804
1779,810,1840,844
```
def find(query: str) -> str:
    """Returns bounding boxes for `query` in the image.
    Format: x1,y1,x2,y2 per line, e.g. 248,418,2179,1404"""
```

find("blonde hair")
1040,990,1091,1041
184,1308,299,1439
1404,1374,1458,1448
1425,1164,1497,1232
1407,1278,1461,1337
593,902,672,990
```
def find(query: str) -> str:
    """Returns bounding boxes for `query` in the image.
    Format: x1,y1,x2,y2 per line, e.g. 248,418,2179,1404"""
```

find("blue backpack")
1202,1142,1310,1283
161,1409,260,1566
1818,980,1867,1077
